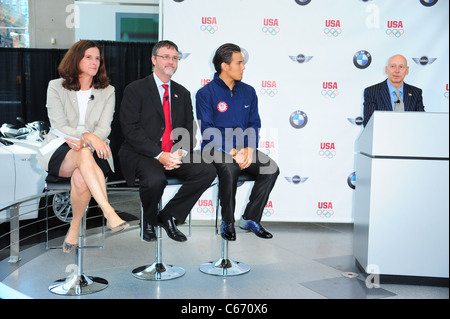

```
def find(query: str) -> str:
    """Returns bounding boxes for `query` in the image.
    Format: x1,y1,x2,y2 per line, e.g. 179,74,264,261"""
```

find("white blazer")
37,78,115,171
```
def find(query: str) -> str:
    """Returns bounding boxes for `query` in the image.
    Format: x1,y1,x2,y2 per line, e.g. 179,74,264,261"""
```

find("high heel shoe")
106,220,130,233
62,239,78,253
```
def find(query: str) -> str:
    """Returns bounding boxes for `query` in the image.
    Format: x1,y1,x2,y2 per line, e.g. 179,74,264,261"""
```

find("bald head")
385,55,409,88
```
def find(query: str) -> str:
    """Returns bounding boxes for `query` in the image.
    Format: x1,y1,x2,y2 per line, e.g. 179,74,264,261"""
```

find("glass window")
0,0,29,47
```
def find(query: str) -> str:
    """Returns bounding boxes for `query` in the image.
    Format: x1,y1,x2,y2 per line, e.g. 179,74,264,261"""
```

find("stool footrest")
48,274,108,295
132,262,185,281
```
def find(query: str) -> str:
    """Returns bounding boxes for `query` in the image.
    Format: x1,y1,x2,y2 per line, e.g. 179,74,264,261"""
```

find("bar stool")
199,172,254,276
132,177,186,281
45,182,108,295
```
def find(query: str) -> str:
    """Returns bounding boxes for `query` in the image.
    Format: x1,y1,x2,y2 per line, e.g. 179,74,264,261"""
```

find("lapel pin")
408,93,412,96
174,94,178,98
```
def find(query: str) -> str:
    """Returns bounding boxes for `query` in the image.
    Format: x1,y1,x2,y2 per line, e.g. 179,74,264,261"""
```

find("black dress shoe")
158,215,187,242
239,217,273,239
221,221,236,241
141,222,157,242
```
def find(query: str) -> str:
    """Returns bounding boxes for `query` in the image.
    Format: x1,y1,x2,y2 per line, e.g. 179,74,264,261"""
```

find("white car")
0,121,72,224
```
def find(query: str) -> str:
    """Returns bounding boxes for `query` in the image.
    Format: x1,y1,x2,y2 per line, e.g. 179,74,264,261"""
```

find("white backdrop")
160,0,449,223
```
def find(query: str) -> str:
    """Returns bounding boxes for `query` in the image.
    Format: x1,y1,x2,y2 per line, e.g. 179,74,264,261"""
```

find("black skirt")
46,143,110,183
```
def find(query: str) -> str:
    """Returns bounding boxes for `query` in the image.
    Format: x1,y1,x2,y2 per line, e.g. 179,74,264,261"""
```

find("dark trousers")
136,151,216,226
209,149,279,223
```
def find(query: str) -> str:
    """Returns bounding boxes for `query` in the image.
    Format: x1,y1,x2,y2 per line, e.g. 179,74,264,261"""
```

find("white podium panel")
353,112,449,282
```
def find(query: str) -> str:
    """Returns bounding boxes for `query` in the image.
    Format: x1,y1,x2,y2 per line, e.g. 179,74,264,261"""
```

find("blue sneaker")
238,217,273,239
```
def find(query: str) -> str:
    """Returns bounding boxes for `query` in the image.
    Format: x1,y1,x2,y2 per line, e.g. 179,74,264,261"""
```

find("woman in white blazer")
37,40,129,253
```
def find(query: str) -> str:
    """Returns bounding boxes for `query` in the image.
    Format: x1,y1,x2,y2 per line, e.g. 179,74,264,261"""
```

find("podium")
353,111,449,284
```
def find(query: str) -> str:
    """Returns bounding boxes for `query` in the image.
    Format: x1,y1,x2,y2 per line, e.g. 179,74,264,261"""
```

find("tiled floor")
1,220,448,300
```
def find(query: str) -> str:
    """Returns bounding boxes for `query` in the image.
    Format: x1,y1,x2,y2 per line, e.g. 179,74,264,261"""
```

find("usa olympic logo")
386,29,404,38
316,209,334,218
262,148,277,158
200,24,218,34
262,26,280,36
324,28,342,37
197,207,214,216
319,150,336,159
260,88,278,97
321,90,339,99
263,208,274,217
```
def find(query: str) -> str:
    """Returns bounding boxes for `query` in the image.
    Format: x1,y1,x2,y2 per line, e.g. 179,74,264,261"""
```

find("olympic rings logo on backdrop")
316,209,334,218
319,149,336,159
386,29,404,38
321,90,339,99
263,208,274,217
200,24,218,34
260,88,278,97
445,91,449,99
196,206,214,216
201,17,218,35
262,26,280,36
323,28,342,37
262,148,277,158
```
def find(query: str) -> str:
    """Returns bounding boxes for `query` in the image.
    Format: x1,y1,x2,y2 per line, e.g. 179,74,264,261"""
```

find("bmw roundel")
353,50,372,69
289,110,308,129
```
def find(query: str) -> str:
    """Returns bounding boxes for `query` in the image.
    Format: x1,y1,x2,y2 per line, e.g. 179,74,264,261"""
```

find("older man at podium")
362,54,425,127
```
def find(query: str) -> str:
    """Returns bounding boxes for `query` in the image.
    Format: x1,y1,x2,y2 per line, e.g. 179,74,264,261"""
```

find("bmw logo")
347,172,356,189
295,0,312,5
289,110,308,129
420,0,438,7
353,50,372,69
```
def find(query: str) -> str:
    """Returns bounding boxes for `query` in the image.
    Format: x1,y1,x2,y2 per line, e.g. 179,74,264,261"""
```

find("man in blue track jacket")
196,43,279,241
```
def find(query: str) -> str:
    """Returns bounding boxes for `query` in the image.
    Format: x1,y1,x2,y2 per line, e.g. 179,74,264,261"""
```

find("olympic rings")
196,207,214,215
321,89,339,99
260,88,278,97
316,209,334,218
200,24,218,34
262,26,280,36
323,27,342,37
263,208,274,217
386,28,404,38
319,150,336,159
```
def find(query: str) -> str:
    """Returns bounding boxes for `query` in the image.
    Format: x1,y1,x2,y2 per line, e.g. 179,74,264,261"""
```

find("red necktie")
161,84,173,152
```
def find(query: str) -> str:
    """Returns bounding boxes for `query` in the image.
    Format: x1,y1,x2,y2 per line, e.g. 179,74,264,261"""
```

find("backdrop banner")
161,0,449,223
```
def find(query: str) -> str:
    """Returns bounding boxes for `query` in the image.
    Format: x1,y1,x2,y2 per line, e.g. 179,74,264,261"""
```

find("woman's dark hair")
58,40,109,90
212,43,241,74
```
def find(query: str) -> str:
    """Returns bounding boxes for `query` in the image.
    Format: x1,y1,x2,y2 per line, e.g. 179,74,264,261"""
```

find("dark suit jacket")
363,79,425,126
119,74,196,185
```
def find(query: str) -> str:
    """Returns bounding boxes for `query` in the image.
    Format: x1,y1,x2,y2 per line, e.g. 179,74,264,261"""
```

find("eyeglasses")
155,55,181,62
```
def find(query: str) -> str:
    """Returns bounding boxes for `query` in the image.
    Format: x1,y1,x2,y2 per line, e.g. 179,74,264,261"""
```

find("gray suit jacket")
37,78,115,171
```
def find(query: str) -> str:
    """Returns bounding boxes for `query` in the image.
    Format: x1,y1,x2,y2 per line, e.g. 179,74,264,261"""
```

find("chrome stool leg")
49,216,108,295
132,226,185,281
199,238,250,276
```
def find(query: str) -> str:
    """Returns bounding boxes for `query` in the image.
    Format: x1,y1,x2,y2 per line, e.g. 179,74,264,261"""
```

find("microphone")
164,95,169,101
90,95,95,101
394,99,400,105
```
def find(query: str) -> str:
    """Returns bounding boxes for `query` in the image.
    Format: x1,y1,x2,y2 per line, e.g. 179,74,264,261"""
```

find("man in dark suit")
119,40,216,242
363,54,425,127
